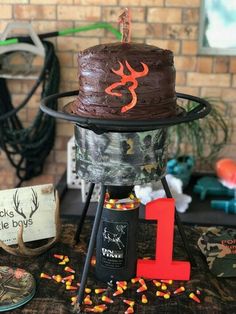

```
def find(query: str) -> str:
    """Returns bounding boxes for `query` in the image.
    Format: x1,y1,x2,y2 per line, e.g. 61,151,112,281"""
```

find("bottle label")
100,220,128,269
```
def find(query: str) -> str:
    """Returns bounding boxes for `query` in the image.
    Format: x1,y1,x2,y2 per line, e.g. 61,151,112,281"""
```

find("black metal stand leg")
74,183,95,244
161,176,197,267
75,185,106,310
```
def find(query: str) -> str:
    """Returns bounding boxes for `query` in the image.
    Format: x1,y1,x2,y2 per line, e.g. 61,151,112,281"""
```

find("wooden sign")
0,184,56,245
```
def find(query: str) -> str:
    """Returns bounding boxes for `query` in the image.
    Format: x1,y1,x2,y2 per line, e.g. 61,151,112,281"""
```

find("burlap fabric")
1,219,236,314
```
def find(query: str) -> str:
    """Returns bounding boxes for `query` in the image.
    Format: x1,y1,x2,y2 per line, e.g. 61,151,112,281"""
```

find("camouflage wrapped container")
74,125,168,185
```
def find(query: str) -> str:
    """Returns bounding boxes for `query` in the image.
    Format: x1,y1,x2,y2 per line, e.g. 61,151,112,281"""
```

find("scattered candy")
64,266,75,273
65,281,72,286
131,277,140,284
58,261,67,265
63,256,70,263
125,306,134,314
173,286,185,294
136,284,147,293
71,296,77,305
66,285,78,290
101,295,114,304
84,295,93,305
141,294,148,304
123,299,135,307
40,273,51,279
95,288,107,294
156,291,165,297
138,278,146,286
161,279,173,285
161,284,167,291
93,304,108,313
85,288,92,294
53,254,64,260
116,281,127,290
153,280,161,287
196,289,201,295
62,275,75,282
113,289,124,296
52,275,62,283
189,292,201,303
91,256,96,266
164,293,170,299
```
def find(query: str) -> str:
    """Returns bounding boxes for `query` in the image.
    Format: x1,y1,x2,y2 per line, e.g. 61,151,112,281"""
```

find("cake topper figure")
119,8,131,43
105,60,149,113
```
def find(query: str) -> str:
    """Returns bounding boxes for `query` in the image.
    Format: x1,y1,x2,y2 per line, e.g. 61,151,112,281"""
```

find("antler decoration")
105,60,149,113
119,8,131,43
29,188,39,218
13,190,26,219
0,191,61,257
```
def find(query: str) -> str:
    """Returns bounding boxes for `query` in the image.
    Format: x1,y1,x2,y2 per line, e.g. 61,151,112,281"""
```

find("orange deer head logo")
105,61,149,113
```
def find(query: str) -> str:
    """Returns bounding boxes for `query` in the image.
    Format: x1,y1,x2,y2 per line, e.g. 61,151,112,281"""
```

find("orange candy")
189,292,201,303
173,286,185,294
125,306,134,314
141,294,148,304
40,273,51,279
113,289,124,296
95,288,107,294
52,275,62,283
156,291,165,297
131,277,140,284
64,266,75,273
101,295,114,304
53,254,64,260
153,280,161,287
84,295,93,305
123,299,135,307
137,284,147,293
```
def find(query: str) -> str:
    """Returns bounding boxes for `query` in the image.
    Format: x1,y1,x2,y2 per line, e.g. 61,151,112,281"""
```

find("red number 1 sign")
136,198,190,280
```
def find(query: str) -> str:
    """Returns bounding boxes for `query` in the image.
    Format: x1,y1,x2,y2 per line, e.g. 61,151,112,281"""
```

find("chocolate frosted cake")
74,42,177,120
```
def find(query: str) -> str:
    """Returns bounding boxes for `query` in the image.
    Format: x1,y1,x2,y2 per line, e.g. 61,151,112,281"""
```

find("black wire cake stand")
40,91,211,309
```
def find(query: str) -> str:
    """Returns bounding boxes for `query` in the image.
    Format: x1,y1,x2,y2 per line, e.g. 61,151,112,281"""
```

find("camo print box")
74,125,168,186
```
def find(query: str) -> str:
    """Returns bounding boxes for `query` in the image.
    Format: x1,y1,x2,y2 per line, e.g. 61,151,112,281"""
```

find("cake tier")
74,42,177,120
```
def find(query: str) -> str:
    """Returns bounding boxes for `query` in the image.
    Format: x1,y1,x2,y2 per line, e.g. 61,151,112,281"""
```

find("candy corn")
95,288,107,294
123,299,135,307
141,294,148,304
62,275,75,282
161,279,173,285
156,291,165,297
116,281,127,290
189,292,201,303
71,296,77,305
58,261,67,265
93,304,108,313
153,280,161,287
64,266,75,273
84,295,93,305
53,254,64,260
85,288,92,294
40,273,51,279
113,289,123,296
137,284,147,293
138,278,146,286
161,284,167,291
65,281,72,286
173,286,185,294
101,295,114,304
90,256,96,266
52,275,62,283
131,277,140,284
66,285,78,290
164,293,170,299
125,306,134,314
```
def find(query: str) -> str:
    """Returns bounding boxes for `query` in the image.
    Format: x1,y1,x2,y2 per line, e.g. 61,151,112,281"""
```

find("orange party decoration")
105,61,149,113
136,198,190,280
216,158,236,188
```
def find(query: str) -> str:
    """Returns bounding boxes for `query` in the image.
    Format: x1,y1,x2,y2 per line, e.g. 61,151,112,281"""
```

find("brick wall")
0,0,235,189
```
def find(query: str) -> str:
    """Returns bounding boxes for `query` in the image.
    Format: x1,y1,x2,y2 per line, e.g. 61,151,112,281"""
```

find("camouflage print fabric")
74,125,168,185
198,227,236,277
0,266,35,312
0,220,236,314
